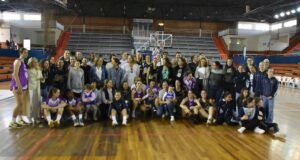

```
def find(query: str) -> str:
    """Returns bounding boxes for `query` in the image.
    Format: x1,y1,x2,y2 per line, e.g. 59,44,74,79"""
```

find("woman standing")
157,58,173,86
124,55,140,87
9,48,29,128
195,58,210,91
40,59,53,101
67,61,85,98
27,57,43,124
90,57,107,89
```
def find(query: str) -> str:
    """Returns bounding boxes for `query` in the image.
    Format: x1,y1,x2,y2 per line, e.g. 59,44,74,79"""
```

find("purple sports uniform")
10,58,28,91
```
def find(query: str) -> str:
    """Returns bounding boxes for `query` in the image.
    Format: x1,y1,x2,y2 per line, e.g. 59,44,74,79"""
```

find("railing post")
83,24,86,33
199,29,201,37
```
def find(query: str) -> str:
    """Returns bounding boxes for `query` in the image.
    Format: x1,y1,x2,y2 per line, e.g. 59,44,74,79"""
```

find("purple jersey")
66,98,80,106
134,89,144,98
82,91,96,105
186,98,196,109
163,92,176,101
146,87,158,100
10,58,28,91
45,97,62,107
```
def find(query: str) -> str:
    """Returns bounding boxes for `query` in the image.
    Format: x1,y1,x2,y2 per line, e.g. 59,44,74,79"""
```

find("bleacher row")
66,32,133,59
66,32,221,61
0,57,14,82
164,35,221,61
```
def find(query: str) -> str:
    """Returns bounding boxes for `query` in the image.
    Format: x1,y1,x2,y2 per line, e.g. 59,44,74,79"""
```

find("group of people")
8,48,286,139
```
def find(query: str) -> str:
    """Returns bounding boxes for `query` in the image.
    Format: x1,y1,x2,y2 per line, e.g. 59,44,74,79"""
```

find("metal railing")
218,26,300,37
68,25,130,34
164,28,217,37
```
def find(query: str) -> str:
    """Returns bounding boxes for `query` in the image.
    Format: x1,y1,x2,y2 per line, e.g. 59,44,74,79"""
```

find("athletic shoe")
254,127,265,134
170,116,175,122
74,119,79,127
93,116,98,121
79,119,84,127
16,120,29,126
273,132,287,139
207,118,213,124
131,110,136,118
112,121,118,126
162,114,165,119
48,120,54,128
237,127,246,133
54,120,60,127
9,122,23,129
122,121,127,126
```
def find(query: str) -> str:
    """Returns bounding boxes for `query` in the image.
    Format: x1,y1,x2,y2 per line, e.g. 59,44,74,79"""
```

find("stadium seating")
163,35,222,61
66,32,133,58
0,56,15,82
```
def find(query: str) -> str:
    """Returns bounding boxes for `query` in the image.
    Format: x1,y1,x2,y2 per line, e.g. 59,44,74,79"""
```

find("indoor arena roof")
0,0,299,22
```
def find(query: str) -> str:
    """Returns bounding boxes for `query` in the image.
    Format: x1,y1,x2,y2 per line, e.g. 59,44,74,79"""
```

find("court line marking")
19,130,54,160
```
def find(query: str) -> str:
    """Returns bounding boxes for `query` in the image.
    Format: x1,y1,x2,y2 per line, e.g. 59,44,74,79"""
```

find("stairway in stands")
66,32,133,58
163,35,222,62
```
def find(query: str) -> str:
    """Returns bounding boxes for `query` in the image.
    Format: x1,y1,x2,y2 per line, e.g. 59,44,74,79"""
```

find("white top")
195,67,210,80
28,68,42,90
124,63,140,87
96,66,102,80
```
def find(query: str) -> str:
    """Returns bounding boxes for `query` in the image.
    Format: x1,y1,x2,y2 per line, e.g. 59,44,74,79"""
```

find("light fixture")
1,0,5,2
158,22,164,26
291,9,296,14
297,7,300,12
286,11,291,15
274,14,279,19
23,14,41,21
280,12,285,17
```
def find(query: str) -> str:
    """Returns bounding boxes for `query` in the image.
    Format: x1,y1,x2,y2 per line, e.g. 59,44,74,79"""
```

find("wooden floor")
0,85,300,160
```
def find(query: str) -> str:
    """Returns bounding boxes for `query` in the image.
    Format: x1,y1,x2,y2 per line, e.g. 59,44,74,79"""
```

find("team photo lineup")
8,48,286,139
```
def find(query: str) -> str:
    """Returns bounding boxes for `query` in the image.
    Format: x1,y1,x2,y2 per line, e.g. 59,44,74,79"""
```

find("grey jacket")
67,67,85,91
108,67,125,90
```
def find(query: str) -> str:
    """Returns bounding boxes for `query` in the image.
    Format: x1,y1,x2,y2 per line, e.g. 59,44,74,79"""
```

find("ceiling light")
274,14,279,19
280,12,285,17
158,22,164,26
286,11,291,15
291,9,296,14
1,0,5,2
297,7,300,12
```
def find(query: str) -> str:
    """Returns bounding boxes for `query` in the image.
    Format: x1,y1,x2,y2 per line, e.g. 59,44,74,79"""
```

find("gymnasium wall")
57,16,232,33
0,49,47,60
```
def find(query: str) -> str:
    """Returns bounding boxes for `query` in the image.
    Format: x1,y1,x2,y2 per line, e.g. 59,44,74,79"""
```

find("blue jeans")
208,86,223,102
156,103,175,117
262,96,275,123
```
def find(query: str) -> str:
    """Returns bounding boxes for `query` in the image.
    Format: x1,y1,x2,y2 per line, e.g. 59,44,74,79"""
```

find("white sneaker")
170,116,175,122
254,127,265,134
79,119,84,126
237,127,246,133
74,120,79,127
112,121,118,126
162,114,165,119
273,132,286,139
131,111,136,118
207,118,212,124
122,121,127,126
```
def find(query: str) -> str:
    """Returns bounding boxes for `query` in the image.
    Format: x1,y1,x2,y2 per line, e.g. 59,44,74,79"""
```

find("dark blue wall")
233,55,300,66
0,49,48,60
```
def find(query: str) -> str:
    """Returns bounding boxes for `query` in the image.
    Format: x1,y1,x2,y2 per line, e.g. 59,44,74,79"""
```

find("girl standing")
9,48,30,128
